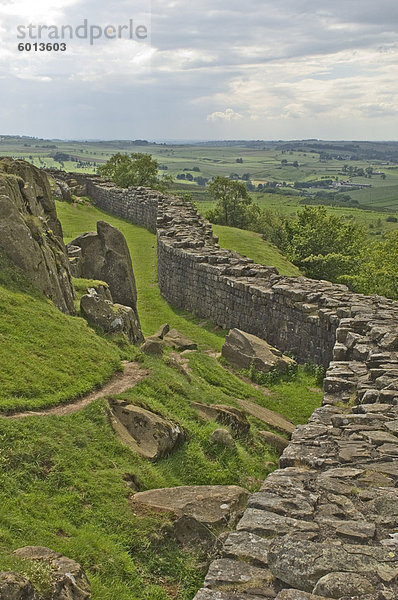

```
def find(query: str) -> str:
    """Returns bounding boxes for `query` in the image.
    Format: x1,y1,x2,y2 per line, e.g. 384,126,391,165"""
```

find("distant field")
1,136,398,238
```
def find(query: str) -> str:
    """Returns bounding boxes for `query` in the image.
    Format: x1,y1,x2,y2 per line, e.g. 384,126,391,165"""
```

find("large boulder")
12,546,90,599
68,220,143,341
68,221,137,308
109,398,184,460
222,328,296,373
131,485,249,547
0,158,75,314
80,289,142,344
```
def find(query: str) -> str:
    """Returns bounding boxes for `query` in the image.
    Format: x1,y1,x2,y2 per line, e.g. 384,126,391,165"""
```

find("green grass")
212,224,301,276
57,201,227,351
0,255,121,413
0,172,324,599
0,348,322,600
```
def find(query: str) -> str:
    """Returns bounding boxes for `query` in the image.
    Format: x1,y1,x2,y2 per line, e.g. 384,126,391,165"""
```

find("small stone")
140,338,164,356
210,429,235,448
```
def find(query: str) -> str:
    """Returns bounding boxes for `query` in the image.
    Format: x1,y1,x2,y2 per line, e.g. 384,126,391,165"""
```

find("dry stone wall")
54,172,398,600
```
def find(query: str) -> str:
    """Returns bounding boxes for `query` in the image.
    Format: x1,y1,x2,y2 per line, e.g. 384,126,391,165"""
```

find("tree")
345,231,398,299
98,153,169,190
281,206,365,282
206,176,252,228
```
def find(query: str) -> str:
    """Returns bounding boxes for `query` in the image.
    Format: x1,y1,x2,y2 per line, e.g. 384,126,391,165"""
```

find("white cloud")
207,108,243,122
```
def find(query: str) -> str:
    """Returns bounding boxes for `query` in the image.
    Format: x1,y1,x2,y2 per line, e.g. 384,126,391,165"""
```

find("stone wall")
53,171,398,600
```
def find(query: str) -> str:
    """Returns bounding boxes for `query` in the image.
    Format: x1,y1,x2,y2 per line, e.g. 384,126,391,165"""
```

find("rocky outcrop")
0,546,91,599
131,485,249,547
108,398,184,460
80,288,142,344
222,329,296,374
0,159,75,313
68,220,143,341
67,220,138,308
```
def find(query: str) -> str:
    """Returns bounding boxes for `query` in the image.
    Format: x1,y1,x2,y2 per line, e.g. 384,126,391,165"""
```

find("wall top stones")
51,170,398,600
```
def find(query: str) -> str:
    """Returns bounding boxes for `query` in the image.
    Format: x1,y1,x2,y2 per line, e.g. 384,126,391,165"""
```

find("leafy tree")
206,176,252,228
280,206,365,282
98,153,170,190
344,231,398,299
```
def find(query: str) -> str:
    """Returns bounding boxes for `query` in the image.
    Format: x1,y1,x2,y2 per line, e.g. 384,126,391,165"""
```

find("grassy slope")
57,201,228,351
0,256,121,412
0,348,322,600
0,198,322,599
212,224,301,276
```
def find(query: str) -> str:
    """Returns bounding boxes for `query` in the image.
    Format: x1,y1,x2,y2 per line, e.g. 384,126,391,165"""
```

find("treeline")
205,177,398,299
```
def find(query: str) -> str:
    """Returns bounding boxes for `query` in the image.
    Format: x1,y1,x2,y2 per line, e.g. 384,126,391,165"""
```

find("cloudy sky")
0,0,398,140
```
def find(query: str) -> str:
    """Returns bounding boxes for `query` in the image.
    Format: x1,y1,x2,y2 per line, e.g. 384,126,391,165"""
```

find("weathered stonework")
52,171,398,599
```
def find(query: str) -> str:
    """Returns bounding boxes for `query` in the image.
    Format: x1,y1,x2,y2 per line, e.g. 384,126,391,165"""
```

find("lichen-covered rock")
222,328,296,373
268,536,398,592
108,398,184,460
68,220,143,341
203,558,281,597
209,429,235,448
80,289,142,343
0,571,36,599
140,337,164,355
0,158,75,314
131,485,249,544
13,546,90,599
312,572,374,598
163,329,197,350
275,591,334,600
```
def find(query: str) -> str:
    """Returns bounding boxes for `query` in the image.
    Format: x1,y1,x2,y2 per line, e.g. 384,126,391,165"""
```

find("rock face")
131,485,249,547
222,329,296,373
68,221,138,308
5,546,91,599
108,398,184,460
0,159,75,314
68,220,143,341
80,288,142,344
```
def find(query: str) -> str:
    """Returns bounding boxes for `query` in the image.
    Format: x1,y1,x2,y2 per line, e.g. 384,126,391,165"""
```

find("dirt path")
3,361,149,420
